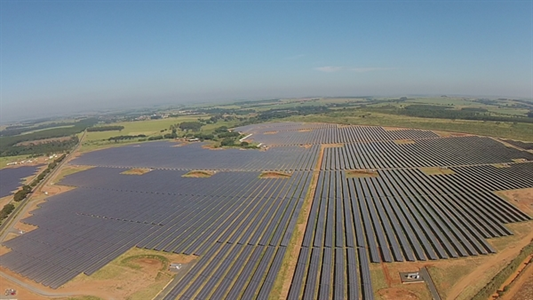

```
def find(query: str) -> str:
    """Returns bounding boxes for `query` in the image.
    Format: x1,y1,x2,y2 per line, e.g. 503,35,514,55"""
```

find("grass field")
283,111,533,141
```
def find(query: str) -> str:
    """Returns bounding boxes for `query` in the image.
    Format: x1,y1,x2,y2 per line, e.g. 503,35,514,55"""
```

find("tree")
179,121,203,132
220,138,235,146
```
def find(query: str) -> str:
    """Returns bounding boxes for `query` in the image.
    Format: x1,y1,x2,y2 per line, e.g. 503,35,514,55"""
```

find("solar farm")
1,122,532,299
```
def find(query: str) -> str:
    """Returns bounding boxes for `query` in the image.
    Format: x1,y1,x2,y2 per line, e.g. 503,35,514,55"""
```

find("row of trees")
366,105,533,123
0,118,97,157
87,125,125,132
1,153,66,225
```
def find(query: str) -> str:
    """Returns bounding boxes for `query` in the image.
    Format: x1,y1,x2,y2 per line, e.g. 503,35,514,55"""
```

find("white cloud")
315,66,344,73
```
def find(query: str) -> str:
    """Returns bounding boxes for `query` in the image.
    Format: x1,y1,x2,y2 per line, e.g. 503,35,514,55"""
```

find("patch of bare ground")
370,262,431,300
3,233,18,242
432,130,474,137
264,131,278,135
419,167,455,176
496,188,533,217
15,222,38,233
0,195,12,210
259,171,292,179
299,144,312,149
298,129,312,132
512,158,528,163
182,170,215,178
322,143,344,148
492,163,512,168
378,287,421,300
346,169,379,178
0,247,196,300
493,254,533,299
439,221,533,300
394,139,415,145
120,168,152,175
0,273,48,300
500,256,533,300
271,141,325,300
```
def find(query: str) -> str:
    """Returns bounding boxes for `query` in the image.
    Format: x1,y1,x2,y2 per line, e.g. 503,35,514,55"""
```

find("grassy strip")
268,145,324,300
284,112,533,141
120,254,170,272
472,239,533,300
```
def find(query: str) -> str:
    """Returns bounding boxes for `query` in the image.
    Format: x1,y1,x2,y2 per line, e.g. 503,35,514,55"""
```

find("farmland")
0,121,532,299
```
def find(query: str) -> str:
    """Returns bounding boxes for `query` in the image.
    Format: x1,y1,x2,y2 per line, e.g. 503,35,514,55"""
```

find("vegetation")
472,240,533,300
0,118,96,156
0,203,15,220
87,125,125,132
108,134,147,142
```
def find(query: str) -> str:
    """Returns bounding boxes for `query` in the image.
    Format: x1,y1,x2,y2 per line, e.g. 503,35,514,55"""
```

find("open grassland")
284,112,533,141
59,247,196,300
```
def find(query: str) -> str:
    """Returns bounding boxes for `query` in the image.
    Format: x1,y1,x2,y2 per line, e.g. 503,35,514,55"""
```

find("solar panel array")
0,122,531,300
0,166,40,198
71,142,319,171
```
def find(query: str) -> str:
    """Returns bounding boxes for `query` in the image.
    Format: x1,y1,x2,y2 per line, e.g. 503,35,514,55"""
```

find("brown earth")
300,144,313,149
494,254,533,299
120,168,152,175
378,287,420,300
346,169,379,178
419,167,455,176
298,129,312,132
0,277,49,300
445,221,533,300
182,170,215,178
264,131,278,135
496,188,533,217
501,257,533,300
259,171,292,179
432,130,474,137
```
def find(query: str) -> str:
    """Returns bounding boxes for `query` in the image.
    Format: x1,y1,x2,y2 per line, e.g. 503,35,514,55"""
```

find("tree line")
87,125,125,132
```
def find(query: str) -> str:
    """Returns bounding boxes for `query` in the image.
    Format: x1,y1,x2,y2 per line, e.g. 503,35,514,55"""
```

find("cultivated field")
0,122,531,299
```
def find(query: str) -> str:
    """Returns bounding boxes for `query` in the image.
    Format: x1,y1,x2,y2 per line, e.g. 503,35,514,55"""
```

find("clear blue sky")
1,1,532,121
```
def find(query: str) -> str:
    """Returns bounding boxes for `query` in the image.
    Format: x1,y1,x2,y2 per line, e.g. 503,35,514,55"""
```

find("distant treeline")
366,105,533,123
108,134,146,142
4,137,79,157
0,118,97,157
0,121,78,137
87,125,125,132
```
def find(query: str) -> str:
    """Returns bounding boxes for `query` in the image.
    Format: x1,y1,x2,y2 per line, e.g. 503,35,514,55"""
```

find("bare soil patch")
394,139,415,145
432,130,474,137
259,171,292,179
300,144,312,149
501,256,533,300
264,131,278,135
493,163,512,168
298,129,312,132
182,170,215,178
512,158,528,163
346,169,379,178
496,188,533,217
321,143,344,148
419,167,455,176
15,222,38,233
493,254,533,299
120,168,152,175
378,287,420,300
